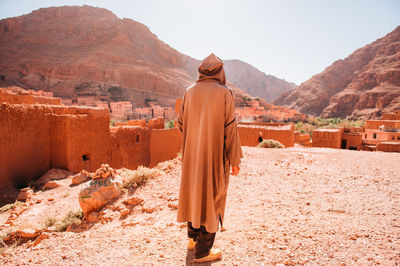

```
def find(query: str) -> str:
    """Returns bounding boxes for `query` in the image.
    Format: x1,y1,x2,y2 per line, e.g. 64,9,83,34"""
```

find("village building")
311,111,400,152
362,111,400,152
151,105,164,118
163,106,176,121
110,101,133,117
135,107,153,119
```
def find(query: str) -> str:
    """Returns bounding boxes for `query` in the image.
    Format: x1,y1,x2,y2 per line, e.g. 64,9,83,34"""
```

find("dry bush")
0,201,22,214
44,217,56,228
257,139,285,148
122,166,162,189
53,210,83,232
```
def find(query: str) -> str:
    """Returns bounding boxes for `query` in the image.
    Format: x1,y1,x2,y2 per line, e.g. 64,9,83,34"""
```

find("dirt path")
1,146,400,265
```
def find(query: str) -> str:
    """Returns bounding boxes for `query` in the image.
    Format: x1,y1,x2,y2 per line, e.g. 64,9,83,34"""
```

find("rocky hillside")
0,5,197,106
274,26,400,119
224,59,296,102
0,5,296,107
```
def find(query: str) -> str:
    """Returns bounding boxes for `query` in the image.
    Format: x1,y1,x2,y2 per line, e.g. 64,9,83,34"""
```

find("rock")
16,188,33,202
33,233,49,246
34,169,72,186
123,196,143,207
168,203,178,210
71,173,90,186
274,26,400,119
120,209,130,216
87,212,99,223
102,172,111,178
66,223,85,233
6,229,40,240
141,206,156,214
43,181,61,190
79,176,121,216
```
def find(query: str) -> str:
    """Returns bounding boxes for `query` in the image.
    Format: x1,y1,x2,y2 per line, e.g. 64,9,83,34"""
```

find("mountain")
0,5,296,107
0,5,198,106
274,26,400,119
224,59,296,102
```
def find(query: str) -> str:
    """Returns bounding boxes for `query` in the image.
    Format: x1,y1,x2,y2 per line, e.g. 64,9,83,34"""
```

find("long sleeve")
224,90,243,166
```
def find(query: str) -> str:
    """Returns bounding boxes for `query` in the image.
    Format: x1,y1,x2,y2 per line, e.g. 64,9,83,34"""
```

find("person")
177,53,243,263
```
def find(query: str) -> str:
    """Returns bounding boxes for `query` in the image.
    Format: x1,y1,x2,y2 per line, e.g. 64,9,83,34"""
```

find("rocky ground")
1,146,399,265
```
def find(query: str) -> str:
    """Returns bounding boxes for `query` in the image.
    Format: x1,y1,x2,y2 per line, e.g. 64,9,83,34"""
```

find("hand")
231,165,240,176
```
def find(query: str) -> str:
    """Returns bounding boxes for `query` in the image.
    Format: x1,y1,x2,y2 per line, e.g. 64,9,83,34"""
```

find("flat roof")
314,128,341,132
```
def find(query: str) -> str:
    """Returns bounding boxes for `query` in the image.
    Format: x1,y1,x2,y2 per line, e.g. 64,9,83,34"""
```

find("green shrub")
121,166,162,189
166,120,175,129
257,139,285,148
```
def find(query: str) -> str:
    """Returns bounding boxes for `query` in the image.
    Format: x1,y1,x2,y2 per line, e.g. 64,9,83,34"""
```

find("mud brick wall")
0,103,52,189
377,142,400,152
150,128,182,167
0,89,61,105
238,124,295,147
312,129,343,149
111,126,151,169
342,133,362,150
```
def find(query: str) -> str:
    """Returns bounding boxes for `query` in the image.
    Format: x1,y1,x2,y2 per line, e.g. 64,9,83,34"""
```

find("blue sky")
0,0,399,84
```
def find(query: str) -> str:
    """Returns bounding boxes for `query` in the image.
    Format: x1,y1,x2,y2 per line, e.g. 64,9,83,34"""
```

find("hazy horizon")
0,0,399,85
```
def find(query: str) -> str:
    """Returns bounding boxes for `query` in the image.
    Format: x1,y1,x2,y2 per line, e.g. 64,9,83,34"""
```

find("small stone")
48,198,54,202
71,173,90,185
168,203,178,210
120,209,130,216
123,196,144,207
87,212,99,223
142,206,156,214
43,181,61,190
33,233,49,247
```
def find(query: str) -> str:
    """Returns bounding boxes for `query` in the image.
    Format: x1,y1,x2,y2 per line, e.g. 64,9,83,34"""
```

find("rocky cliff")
224,59,296,102
0,5,295,107
0,5,197,106
274,26,400,119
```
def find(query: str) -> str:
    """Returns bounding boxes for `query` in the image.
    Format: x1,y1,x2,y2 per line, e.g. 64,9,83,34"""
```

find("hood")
197,53,226,85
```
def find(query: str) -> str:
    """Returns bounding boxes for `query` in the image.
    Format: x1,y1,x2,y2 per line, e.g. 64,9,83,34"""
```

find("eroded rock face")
0,6,196,106
224,60,297,102
0,6,296,107
274,26,400,119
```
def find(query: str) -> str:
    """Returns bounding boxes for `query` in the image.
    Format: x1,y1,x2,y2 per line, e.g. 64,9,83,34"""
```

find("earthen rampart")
0,99,177,192
238,123,295,147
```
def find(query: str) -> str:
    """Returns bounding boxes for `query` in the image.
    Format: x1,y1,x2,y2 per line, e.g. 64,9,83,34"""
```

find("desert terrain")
0,146,399,265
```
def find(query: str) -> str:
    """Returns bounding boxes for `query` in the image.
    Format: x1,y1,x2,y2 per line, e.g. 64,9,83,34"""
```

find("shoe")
187,238,196,250
192,248,222,263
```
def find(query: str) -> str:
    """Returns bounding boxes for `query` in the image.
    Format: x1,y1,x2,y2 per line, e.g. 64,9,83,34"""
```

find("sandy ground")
1,146,400,265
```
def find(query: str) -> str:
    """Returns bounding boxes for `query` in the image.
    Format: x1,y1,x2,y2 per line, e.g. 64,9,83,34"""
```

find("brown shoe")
192,248,222,263
187,238,196,250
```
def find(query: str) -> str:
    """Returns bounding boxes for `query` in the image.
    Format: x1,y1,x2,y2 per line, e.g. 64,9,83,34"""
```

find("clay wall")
0,103,52,189
150,128,182,167
148,117,165,129
381,112,400,120
312,128,343,149
377,142,400,152
342,132,362,150
111,126,151,169
238,124,295,147
295,132,311,147
0,89,62,105
365,120,400,130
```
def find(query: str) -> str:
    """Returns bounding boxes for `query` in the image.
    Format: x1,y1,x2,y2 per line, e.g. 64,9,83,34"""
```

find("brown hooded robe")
177,54,243,233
